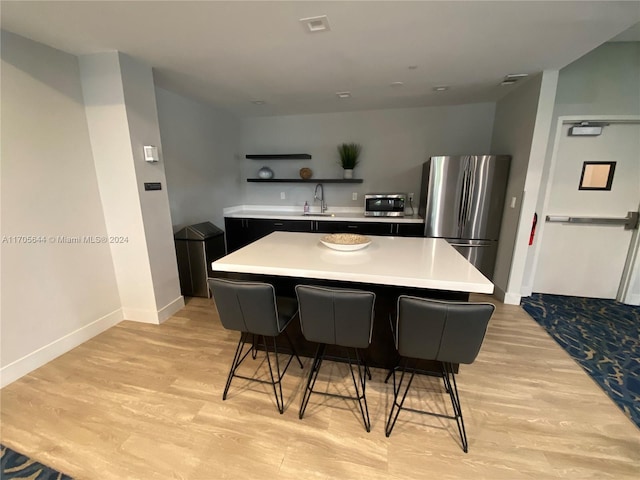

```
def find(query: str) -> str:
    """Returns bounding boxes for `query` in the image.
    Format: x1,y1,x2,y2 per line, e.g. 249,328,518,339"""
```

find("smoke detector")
300,15,330,33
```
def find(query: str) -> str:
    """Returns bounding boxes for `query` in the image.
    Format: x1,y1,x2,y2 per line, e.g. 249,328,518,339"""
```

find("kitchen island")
210,231,493,367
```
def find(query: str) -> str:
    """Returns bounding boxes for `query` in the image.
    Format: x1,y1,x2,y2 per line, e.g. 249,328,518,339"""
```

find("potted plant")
337,142,361,179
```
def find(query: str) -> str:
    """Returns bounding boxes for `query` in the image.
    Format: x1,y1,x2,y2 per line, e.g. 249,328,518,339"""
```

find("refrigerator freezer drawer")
446,239,497,281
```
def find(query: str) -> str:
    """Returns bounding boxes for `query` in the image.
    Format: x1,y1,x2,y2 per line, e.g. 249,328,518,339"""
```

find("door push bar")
545,211,639,230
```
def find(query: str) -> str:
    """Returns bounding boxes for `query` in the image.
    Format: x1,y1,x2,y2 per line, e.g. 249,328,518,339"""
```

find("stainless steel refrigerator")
418,155,511,280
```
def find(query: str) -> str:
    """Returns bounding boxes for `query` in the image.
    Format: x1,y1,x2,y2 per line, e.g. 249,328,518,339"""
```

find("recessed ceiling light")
390,82,404,87
433,86,449,92
336,91,351,99
300,15,330,33
251,100,265,105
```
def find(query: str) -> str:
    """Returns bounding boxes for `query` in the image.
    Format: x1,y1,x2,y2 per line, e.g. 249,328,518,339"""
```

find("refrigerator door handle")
458,163,469,231
461,161,472,231
448,242,493,248
466,160,477,225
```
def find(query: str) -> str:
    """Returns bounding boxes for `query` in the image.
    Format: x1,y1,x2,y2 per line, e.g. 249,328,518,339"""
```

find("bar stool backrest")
209,278,280,337
295,285,375,348
396,296,495,364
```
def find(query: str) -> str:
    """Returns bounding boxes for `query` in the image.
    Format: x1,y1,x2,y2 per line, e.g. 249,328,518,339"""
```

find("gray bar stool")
295,285,376,432
385,296,495,452
208,278,303,414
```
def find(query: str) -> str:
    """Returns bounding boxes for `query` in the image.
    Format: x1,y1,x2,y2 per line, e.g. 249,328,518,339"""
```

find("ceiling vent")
336,91,351,99
500,73,528,86
300,15,330,33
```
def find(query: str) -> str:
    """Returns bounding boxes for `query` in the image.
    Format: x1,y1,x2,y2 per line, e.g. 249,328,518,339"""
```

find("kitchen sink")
301,213,335,217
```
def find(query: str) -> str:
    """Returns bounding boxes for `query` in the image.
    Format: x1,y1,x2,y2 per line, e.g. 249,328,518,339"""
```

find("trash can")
174,222,226,297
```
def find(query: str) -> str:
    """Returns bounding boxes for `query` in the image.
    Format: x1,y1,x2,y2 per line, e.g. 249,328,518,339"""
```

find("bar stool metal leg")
385,357,417,437
347,347,371,432
442,362,469,452
263,335,284,414
299,343,326,419
223,332,249,401
283,330,304,369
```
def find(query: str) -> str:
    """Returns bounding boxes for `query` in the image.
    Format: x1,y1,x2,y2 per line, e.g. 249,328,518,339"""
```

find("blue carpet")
521,293,640,428
1,444,72,479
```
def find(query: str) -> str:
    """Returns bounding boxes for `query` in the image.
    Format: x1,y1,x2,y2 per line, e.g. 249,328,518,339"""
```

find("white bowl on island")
320,233,371,252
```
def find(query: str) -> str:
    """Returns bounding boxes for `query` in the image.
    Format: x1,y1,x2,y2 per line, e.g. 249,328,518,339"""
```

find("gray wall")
553,42,640,117
524,41,640,296
240,103,496,210
156,87,242,231
490,74,545,297
1,32,121,374
536,42,640,220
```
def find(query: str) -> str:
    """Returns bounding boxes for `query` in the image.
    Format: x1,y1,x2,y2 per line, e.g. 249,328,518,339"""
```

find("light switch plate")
143,145,159,162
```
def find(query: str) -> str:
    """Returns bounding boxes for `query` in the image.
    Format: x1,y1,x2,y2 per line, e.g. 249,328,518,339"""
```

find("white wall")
525,42,640,297
240,104,496,210
490,71,559,303
119,55,183,315
156,88,242,231
0,31,122,385
79,52,183,323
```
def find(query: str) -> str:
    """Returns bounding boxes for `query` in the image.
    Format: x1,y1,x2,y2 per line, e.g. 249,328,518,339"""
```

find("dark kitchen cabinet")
225,217,313,253
395,223,424,237
225,216,425,253
315,220,393,236
316,221,424,237
252,218,313,235
224,218,253,252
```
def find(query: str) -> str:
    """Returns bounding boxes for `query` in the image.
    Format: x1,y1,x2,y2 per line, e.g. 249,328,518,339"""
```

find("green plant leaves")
337,143,362,169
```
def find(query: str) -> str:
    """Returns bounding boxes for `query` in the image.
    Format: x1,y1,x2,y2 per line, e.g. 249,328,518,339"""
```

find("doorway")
532,119,640,303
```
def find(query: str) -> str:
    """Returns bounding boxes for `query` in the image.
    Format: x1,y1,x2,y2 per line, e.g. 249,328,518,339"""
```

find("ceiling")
2,1,639,118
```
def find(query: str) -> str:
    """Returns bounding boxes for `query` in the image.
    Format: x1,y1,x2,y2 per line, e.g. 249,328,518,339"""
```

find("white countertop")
223,205,424,224
211,231,493,294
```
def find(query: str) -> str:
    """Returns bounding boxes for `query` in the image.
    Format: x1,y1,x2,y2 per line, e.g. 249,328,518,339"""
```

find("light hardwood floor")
1,295,638,479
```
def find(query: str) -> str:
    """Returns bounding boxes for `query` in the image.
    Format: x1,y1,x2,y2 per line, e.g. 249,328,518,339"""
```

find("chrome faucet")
314,183,327,212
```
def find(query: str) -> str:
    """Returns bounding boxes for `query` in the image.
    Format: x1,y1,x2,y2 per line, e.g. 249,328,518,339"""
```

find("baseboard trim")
158,296,185,324
121,307,159,324
493,285,522,305
122,296,185,324
622,293,640,306
504,292,522,305
0,308,123,388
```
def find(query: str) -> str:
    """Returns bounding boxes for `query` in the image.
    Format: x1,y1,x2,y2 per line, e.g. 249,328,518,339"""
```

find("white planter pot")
343,169,353,179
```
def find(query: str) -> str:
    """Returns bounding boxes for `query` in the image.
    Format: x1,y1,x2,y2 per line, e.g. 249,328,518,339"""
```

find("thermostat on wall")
143,145,159,162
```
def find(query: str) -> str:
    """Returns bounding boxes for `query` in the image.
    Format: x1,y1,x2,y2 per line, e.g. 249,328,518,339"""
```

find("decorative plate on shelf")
320,233,371,251
299,167,313,179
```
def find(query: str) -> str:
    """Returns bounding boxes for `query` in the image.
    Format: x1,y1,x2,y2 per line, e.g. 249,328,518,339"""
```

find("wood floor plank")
1,294,639,479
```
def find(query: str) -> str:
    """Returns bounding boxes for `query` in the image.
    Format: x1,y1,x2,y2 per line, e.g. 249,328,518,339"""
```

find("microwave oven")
364,193,407,217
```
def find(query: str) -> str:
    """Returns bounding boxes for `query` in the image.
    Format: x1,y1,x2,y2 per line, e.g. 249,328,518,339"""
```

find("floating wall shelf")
247,178,363,184
246,154,312,160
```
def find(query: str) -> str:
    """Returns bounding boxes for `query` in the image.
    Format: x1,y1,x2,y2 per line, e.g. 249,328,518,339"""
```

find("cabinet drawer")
395,223,424,237
316,221,392,236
